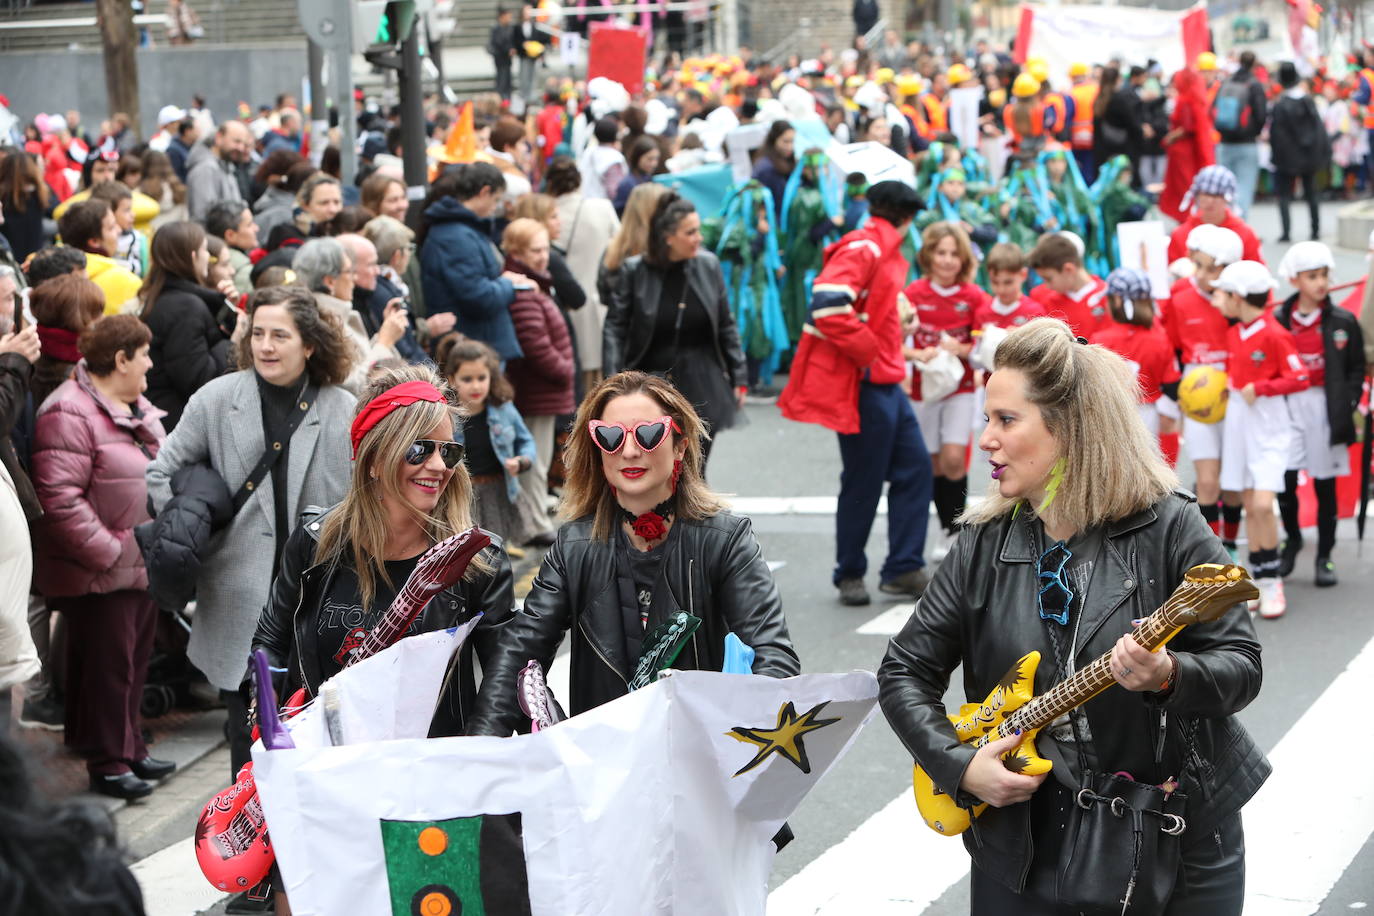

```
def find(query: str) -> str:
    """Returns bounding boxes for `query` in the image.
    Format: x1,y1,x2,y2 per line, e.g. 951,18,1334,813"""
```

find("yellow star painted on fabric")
727,701,842,777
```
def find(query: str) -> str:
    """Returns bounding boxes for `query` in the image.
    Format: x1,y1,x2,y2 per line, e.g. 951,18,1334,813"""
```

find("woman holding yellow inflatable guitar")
878,318,1268,915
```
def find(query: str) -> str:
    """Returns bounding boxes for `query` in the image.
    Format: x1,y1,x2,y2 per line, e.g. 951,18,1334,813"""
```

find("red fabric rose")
630,513,668,542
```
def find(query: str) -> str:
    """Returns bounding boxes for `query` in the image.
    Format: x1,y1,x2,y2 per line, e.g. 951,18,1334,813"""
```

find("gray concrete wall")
0,45,308,138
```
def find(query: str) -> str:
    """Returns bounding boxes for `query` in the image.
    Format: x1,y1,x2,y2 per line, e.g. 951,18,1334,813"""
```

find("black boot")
1315,556,1338,588
1278,534,1303,578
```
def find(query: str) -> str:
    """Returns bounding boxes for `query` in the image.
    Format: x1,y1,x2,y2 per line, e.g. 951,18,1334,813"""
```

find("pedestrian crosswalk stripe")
856,603,915,636
731,497,941,517
1243,631,1374,914
130,837,225,916
767,789,972,914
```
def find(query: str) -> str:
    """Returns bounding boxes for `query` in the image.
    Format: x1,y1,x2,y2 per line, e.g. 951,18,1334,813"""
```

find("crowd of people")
0,18,1370,916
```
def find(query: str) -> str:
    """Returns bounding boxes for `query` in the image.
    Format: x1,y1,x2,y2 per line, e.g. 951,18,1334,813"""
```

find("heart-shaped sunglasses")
588,416,682,454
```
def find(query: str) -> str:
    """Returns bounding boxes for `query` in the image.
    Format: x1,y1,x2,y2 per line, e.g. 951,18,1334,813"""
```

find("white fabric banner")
1022,4,1192,79
254,667,878,916
1117,220,1172,299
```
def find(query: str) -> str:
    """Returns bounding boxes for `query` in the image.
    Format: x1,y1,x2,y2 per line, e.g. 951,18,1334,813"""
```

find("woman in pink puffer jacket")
31,314,175,800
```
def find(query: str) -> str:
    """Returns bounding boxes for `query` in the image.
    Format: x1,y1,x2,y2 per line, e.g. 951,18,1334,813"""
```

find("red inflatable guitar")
195,527,492,892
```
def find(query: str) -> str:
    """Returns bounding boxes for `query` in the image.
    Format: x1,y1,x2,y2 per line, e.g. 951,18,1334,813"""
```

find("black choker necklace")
623,497,675,542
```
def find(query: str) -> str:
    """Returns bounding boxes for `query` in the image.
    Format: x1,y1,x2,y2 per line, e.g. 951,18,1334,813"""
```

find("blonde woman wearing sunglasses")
877,319,1266,915
248,363,513,743
468,370,798,738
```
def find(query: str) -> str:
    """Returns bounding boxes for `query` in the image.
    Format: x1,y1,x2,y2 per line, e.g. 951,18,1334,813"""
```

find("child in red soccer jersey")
1166,165,1265,265
1165,223,1246,555
975,243,1047,330
903,222,990,550
1027,232,1109,338
1093,268,1181,435
1273,241,1368,587
1212,261,1309,619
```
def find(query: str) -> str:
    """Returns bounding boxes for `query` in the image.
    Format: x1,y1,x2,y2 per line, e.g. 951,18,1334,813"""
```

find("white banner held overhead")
1017,3,1207,81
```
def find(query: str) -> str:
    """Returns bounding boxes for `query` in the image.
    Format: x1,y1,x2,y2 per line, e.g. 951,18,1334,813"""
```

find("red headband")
349,380,446,458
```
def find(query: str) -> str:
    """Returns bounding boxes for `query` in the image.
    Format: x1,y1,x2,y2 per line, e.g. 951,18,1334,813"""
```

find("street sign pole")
296,0,359,184
400,16,428,228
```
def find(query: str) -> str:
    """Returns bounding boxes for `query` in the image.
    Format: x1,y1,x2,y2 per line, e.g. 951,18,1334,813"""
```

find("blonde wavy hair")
962,318,1177,533
315,364,488,611
561,371,726,540
602,182,669,272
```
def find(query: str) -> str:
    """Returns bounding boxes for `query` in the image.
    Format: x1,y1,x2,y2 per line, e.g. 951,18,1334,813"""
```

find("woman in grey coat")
146,285,356,775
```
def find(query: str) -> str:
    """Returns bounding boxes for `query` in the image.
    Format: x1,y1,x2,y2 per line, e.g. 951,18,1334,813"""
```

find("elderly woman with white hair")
363,215,453,353
292,236,400,391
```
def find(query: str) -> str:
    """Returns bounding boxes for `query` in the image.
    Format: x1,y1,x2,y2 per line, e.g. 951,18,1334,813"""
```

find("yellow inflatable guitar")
913,563,1258,836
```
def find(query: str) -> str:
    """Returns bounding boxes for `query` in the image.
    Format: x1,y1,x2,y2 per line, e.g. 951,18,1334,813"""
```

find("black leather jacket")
247,507,514,737
878,491,1269,890
600,251,747,387
466,512,800,736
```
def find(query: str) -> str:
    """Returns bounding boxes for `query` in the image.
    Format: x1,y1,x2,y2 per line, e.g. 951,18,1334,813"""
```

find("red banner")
1180,5,1211,66
588,23,648,96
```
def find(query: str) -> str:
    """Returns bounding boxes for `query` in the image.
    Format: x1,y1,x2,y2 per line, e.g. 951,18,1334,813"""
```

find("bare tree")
95,0,141,142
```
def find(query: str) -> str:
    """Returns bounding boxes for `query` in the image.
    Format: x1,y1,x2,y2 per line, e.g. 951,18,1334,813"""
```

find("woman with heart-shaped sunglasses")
468,371,800,746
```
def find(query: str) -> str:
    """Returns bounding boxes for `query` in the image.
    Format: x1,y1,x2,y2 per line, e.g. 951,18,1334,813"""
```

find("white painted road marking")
1244,632,1374,915
857,603,916,636
767,789,972,915
130,837,226,916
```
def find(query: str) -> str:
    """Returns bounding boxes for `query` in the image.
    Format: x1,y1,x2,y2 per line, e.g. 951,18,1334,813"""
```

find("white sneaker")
1257,578,1287,619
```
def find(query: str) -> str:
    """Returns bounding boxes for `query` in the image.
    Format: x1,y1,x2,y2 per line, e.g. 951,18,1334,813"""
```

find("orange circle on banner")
417,892,452,916
417,827,448,857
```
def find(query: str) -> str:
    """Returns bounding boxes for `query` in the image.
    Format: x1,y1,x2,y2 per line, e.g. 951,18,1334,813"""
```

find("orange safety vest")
1204,80,1222,144
1363,69,1374,129
1043,91,1068,139
1069,83,1098,149
1003,102,1046,151
919,93,949,139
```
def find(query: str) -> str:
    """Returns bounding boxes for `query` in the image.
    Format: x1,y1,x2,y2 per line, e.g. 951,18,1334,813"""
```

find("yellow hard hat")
1012,73,1042,98
1196,51,1218,71
1028,59,1050,83
845,75,865,89
1068,61,1089,78
895,74,923,97
875,67,895,85
947,63,974,85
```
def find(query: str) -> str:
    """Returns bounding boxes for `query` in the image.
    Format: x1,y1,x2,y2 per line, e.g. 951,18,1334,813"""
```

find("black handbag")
1041,596,1190,914
1055,760,1187,914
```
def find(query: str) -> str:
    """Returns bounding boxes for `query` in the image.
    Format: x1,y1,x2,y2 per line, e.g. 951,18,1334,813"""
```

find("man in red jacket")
779,181,933,606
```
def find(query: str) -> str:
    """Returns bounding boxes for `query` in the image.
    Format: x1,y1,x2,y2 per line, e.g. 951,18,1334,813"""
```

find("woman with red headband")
146,285,355,780
248,364,512,738
467,371,798,737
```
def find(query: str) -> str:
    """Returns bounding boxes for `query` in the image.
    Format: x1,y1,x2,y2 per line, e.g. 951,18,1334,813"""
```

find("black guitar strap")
231,380,320,515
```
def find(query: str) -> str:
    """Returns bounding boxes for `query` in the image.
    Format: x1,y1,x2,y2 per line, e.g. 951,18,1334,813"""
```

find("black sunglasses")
405,439,465,469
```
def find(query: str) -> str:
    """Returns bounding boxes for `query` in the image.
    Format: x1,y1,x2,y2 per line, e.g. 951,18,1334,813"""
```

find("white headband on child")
1214,260,1276,297
1185,224,1243,266
1277,240,1335,280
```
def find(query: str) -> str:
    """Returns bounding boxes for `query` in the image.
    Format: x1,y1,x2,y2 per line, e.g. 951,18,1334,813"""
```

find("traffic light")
352,0,389,53
362,1,425,69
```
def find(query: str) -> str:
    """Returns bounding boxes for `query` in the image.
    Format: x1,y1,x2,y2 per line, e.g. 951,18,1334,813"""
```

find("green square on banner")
380,814,488,916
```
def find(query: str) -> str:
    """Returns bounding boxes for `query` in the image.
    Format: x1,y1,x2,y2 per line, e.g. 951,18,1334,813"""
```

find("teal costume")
778,151,842,346
715,180,789,386
1091,155,1152,271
